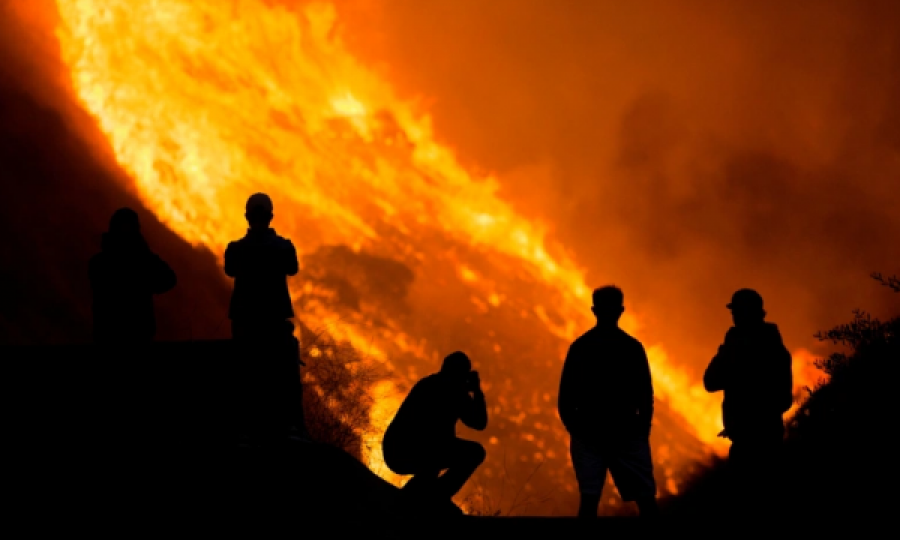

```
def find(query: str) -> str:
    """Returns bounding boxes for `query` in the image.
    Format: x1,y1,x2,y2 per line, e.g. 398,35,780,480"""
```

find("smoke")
6,0,893,378
335,0,900,371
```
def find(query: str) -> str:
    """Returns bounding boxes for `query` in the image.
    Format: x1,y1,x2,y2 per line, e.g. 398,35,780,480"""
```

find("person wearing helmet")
225,193,306,445
704,288,793,513
89,207,177,344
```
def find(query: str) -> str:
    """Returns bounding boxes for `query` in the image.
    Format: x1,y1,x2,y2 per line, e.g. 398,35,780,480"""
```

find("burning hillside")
43,0,852,513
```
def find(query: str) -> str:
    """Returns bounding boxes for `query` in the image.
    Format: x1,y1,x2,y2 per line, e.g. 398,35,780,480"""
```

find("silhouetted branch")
871,272,900,293
299,325,386,458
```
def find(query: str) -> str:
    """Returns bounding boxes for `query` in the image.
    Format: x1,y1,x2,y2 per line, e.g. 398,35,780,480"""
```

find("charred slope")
1,6,715,513
0,82,714,513
0,60,232,345
4,340,400,526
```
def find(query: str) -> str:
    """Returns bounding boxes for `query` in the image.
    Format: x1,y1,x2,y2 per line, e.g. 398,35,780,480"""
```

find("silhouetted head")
727,288,766,326
591,285,625,327
109,207,140,236
440,351,472,383
103,207,145,251
245,193,274,229
102,207,147,253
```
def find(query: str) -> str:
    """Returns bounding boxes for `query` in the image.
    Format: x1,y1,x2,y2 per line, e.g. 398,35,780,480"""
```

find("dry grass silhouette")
297,325,387,461
460,450,553,516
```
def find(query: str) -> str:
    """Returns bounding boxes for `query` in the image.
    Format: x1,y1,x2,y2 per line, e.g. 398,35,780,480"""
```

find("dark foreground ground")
4,340,864,534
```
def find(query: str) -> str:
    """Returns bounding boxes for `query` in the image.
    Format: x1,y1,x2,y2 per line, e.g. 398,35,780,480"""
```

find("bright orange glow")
787,348,825,417
53,0,818,506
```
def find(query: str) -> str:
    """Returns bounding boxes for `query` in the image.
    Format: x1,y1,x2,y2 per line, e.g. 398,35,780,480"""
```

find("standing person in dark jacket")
224,193,308,445
382,351,488,515
558,285,658,517
704,288,793,511
89,207,176,344
224,192,299,342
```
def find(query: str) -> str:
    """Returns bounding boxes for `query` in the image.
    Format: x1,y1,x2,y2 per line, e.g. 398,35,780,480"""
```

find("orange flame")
53,0,820,494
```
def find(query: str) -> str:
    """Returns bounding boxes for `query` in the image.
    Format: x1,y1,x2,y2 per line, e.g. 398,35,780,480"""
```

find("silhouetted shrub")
298,325,386,462
782,272,898,517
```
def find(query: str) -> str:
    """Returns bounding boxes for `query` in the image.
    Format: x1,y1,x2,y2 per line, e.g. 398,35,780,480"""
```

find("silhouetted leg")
766,440,785,516
282,328,311,440
608,437,658,517
578,493,602,518
401,468,443,498
636,497,659,517
239,319,306,446
727,439,758,519
569,436,608,517
434,439,486,500
731,435,783,518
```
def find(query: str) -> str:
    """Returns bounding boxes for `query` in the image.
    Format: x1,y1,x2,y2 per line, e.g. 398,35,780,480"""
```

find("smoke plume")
335,0,900,371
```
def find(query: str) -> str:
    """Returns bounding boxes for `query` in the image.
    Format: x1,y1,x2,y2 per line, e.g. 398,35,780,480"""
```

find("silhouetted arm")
771,325,794,413
704,329,735,392
635,343,654,431
557,343,582,436
223,242,240,278
460,388,488,431
149,253,177,294
284,240,299,276
88,255,102,294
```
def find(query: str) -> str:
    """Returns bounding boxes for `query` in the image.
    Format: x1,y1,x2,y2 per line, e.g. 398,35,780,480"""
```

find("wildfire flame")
54,0,814,506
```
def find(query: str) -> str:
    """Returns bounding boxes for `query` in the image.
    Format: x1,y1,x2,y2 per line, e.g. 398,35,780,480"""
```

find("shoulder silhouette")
89,207,176,343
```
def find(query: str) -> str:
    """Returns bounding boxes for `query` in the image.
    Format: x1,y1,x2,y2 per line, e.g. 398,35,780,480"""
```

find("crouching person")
382,352,488,516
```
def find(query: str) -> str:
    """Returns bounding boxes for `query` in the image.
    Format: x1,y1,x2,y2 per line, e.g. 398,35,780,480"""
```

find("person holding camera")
557,285,659,517
382,351,488,515
224,193,309,446
89,207,177,344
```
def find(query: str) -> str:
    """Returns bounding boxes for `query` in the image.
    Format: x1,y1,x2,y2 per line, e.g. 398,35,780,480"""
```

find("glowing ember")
54,0,812,506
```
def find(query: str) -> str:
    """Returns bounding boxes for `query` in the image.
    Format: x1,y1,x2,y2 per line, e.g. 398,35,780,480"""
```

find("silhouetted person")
89,207,176,344
225,192,299,341
225,193,307,445
382,352,488,515
704,289,792,513
558,286,658,517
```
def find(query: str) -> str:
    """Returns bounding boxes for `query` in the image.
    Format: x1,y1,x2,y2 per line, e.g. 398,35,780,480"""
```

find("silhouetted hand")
468,370,481,392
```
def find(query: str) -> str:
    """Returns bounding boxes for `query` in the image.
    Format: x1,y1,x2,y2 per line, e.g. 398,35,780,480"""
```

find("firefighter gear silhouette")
704,288,793,511
224,193,307,445
382,352,488,514
89,207,176,344
558,285,659,517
